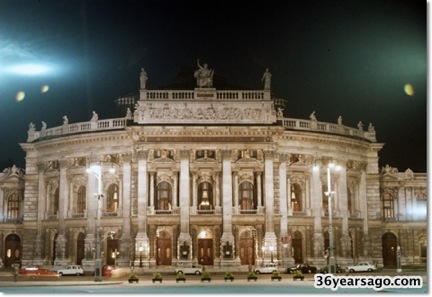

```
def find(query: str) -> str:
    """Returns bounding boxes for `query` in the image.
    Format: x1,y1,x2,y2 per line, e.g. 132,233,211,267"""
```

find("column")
220,150,236,266
82,157,98,271
54,159,69,265
149,172,155,208
359,170,370,258
311,164,324,260
233,173,239,209
279,156,293,265
263,150,277,263
256,173,262,211
33,162,46,264
337,164,351,259
178,150,191,262
136,150,149,267
118,155,133,266
192,173,197,210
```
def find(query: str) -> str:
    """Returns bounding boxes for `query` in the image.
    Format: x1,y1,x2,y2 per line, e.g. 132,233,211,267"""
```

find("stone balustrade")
280,118,376,142
27,115,376,143
142,89,268,100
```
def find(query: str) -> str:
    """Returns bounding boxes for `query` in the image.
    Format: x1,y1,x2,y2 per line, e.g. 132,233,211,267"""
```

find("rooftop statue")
194,59,214,88
140,68,148,89
262,68,272,90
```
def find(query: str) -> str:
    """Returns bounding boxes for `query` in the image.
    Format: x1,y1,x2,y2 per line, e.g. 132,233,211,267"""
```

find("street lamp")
139,246,143,267
269,245,274,263
86,164,103,282
396,246,402,272
325,162,341,274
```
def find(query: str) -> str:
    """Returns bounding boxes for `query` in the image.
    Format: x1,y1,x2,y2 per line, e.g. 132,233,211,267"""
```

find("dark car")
102,265,116,277
285,263,317,274
319,264,343,273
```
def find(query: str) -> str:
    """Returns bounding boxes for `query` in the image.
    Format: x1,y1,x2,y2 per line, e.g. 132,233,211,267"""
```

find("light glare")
8,64,51,75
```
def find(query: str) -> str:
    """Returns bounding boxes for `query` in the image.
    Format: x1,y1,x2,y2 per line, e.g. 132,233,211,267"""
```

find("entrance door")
76,233,85,265
382,232,397,268
292,231,303,264
198,239,213,266
107,239,119,265
4,234,21,267
157,238,172,266
239,238,255,265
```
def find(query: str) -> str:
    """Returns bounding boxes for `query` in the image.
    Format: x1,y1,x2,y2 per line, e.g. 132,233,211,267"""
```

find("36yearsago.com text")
314,274,423,291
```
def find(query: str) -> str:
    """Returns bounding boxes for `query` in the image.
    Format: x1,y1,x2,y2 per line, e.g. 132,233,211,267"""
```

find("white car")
57,265,84,276
254,263,279,274
175,264,203,275
345,262,377,273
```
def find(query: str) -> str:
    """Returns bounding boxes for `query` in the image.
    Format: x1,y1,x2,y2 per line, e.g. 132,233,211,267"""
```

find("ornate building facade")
0,68,427,272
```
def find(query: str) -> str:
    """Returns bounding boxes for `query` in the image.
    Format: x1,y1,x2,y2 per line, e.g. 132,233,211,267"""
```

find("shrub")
224,271,234,278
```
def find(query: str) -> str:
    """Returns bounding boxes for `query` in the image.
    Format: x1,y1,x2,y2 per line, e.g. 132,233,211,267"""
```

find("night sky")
0,0,427,172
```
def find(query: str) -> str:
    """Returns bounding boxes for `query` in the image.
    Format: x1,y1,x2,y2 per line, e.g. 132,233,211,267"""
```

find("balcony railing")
27,113,376,143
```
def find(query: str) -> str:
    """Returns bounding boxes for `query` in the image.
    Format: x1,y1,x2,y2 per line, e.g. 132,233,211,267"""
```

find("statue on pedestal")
194,59,214,88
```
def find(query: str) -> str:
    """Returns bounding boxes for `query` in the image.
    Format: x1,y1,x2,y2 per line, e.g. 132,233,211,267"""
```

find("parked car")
319,264,344,273
345,262,377,273
57,265,84,276
285,263,317,274
19,266,59,277
254,263,279,274
102,265,116,277
175,264,203,275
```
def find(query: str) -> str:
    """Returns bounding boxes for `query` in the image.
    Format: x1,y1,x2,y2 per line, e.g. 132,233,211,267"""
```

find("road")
0,270,427,294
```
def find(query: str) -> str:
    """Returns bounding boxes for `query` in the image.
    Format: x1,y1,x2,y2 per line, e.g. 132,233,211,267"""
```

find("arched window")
198,182,213,211
156,181,172,211
347,188,353,215
107,184,119,213
52,188,59,217
291,183,302,212
7,192,20,220
77,186,86,214
239,181,255,212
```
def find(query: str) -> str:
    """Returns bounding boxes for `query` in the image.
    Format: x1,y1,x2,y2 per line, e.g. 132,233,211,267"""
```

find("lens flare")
8,64,50,75
41,85,50,93
16,91,25,102
404,83,414,96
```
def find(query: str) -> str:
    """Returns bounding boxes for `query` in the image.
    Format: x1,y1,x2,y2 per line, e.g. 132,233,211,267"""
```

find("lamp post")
262,246,266,265
139,246,143,268
87,164,103,282
396,246,402,272
325,163,340,274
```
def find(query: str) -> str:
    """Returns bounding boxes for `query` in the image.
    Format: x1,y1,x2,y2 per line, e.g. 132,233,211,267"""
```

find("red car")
19,266,59,277
102,265,116,277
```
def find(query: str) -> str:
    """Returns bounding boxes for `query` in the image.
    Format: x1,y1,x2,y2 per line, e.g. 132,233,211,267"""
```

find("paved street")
0,269,427,294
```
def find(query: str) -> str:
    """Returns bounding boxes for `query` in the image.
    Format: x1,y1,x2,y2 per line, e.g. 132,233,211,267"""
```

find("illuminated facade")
0,75,427,271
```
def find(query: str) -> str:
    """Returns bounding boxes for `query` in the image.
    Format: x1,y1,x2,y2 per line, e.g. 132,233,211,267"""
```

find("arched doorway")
197,229,213,266
76,232,85,265
107,237,119,265
292,231,303,264
239,229,255,266
382,232,397,268
156,230,172,266
4,234,21,267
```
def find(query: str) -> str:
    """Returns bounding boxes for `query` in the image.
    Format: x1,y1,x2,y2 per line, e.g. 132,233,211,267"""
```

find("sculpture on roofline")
194,59,214,88
140,68,148,89
262,68,272,90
